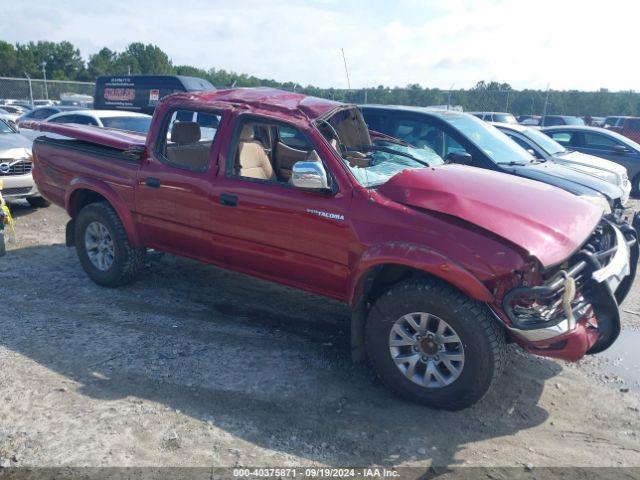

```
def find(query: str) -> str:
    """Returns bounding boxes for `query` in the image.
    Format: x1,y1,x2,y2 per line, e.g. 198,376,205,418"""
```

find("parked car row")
27,87,638,410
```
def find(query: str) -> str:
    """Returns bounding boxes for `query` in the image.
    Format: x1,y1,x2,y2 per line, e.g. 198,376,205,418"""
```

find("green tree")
115,43,173,75
0,41,18,76
87,47,117,78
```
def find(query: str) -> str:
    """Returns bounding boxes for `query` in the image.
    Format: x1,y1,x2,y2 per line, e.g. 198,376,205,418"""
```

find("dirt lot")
1,200,640,470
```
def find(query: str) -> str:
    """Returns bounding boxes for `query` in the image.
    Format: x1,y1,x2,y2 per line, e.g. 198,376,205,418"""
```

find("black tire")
26,196,51,208
365,277,506,410
74,202,146,287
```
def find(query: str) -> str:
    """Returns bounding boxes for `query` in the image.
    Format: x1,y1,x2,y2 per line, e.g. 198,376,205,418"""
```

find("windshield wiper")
360,145,432,167
497,161,528,166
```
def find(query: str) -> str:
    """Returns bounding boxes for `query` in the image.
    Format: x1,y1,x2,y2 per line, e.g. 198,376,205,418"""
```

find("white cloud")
2,0,640,91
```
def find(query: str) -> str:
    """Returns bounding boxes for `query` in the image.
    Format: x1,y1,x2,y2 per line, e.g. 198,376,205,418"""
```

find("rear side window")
159,109,222,171
29,108,56,120
547,131,574,146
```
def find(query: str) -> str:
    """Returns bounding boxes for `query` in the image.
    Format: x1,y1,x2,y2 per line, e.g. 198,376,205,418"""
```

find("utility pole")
542,83,550,119
41,61,48,100
24,72,34,108
341,48,351,90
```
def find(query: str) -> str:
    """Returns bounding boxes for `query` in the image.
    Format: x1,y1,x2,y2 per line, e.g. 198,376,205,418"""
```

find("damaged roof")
165,87,343,120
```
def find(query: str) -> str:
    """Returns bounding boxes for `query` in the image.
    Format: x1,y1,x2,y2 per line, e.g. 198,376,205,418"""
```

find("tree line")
1,40,638,117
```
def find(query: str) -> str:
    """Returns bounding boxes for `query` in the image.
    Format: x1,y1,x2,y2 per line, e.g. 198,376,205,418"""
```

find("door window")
229,119,326,186
394,118,470,159
506,133,538,156
582,132,624,151
159,109,222,171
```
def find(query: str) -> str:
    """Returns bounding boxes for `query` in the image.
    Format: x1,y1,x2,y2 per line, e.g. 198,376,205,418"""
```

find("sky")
2,0,640,91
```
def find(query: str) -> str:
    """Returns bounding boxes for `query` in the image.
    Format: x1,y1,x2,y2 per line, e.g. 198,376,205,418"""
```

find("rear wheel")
74,202,145,287
27,196,51,208
365,277,506,410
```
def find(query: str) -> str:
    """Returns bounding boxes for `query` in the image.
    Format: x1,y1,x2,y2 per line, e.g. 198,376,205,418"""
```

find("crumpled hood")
377,165,603,267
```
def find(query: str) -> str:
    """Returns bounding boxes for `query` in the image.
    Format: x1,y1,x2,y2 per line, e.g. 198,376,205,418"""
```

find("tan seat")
237,125,275,180
166,121,211,170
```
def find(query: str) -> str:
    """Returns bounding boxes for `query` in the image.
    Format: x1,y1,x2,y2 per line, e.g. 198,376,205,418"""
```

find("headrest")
171,121,201,144
239,124,255,142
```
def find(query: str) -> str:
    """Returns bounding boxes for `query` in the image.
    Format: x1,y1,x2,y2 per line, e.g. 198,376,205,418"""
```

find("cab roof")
164,87,343,120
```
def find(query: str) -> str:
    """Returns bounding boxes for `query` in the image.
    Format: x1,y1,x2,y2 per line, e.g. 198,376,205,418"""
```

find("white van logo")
306,208,344,221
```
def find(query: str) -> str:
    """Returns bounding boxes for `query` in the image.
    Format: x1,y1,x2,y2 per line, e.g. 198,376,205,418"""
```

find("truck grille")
0,160,33,176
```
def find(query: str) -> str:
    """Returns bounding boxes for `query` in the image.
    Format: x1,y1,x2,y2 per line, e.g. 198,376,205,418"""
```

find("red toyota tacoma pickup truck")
32,88,637,410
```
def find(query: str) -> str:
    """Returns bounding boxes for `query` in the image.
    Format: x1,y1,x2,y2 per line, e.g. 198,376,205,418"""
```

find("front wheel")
74,202,146,287
365,278,506,410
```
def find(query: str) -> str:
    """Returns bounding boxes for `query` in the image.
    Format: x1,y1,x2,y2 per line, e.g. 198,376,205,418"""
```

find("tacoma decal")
306,208,344,221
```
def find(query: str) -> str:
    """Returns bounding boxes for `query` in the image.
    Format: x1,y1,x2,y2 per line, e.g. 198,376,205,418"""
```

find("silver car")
0,119,50,207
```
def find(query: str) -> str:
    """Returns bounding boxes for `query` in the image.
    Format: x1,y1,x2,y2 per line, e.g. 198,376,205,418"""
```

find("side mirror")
291,160,330,190
527,148,536,156
613,145,630,154
446,151,473,165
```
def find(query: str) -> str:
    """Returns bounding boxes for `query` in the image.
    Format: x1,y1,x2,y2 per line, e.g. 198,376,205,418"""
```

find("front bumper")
498,218,637,361
0,173,38,199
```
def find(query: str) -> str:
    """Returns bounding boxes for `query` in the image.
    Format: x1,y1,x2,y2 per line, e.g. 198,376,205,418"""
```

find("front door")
210,116,353,299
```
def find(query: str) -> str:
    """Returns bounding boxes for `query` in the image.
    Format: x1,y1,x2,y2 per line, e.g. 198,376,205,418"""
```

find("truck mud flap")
65,219,76,247
586,281,621,355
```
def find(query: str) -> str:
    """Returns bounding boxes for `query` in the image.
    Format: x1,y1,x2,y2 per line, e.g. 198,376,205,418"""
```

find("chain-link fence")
0,76,94,106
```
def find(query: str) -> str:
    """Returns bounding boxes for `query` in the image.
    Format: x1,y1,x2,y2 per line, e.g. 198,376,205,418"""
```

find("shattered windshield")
336,138,444,187
318,107,444,187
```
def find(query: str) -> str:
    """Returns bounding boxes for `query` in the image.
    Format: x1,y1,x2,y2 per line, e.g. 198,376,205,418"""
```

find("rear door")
135,107,224,260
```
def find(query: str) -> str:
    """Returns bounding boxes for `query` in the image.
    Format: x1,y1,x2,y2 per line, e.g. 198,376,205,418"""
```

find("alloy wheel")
84,221,115,271
388,312,465,388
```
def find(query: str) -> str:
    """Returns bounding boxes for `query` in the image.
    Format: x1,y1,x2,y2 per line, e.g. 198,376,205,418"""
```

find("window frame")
154,106,224,173
225,114,339,195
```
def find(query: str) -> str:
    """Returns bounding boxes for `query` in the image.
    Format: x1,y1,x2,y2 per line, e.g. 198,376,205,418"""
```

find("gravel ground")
1,199,640,470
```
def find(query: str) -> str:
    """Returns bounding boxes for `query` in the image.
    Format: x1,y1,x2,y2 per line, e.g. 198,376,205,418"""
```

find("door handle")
144,177,161,188
219,193,238,207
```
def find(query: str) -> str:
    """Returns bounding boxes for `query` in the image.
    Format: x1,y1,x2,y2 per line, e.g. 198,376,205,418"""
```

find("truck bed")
31,126,144,214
